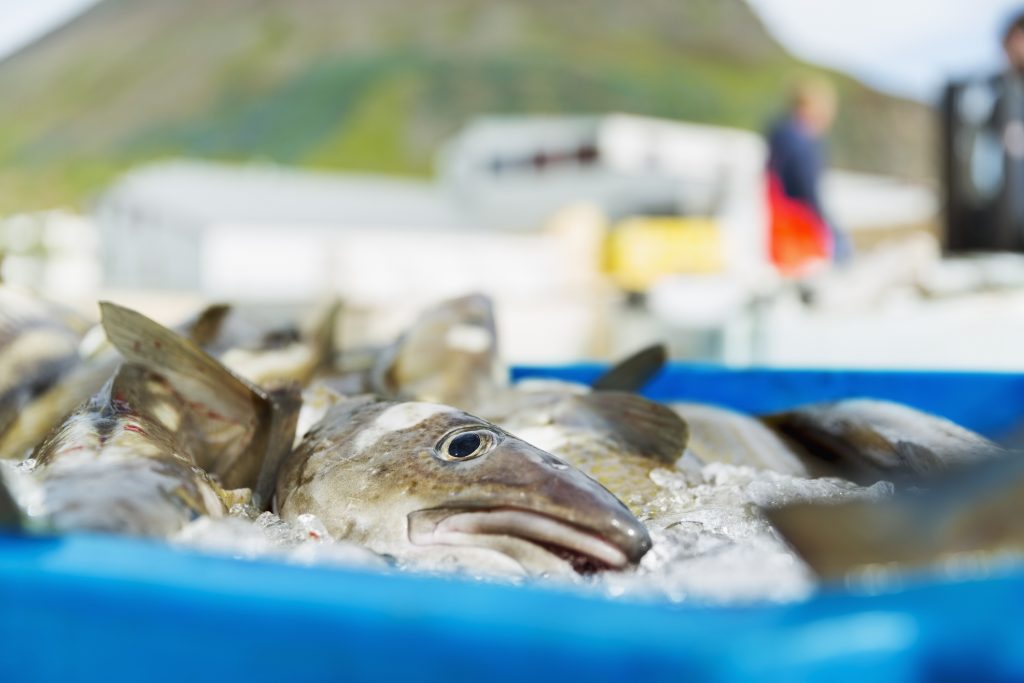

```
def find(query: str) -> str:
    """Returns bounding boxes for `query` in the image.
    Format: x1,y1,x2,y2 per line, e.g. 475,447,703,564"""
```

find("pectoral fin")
558,391,688,465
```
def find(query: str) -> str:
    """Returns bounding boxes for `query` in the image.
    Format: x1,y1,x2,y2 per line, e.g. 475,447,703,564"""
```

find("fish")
474,387,691,514
361,304,687,513
9,302,299,537
323,294,504,405
274,396,652,577
0,301,263,460
765,450,1024,580
762,398,1005,485
671,402,809,476
0,287,91,449
368,293,503,407
189,300,341,388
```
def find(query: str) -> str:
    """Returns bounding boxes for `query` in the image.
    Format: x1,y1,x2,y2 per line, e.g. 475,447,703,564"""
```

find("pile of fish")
0,287,1021,601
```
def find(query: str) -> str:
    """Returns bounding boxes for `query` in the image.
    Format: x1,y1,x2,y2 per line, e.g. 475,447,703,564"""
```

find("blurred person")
766,77,849,274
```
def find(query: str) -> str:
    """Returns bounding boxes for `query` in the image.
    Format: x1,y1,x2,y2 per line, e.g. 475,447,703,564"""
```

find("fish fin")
559,392,689,465
0,467,23,530
181,303,232,346
255,383,303,504
765,499,930,580
303,299,342,379
216,486,253,509
590,344,668,392
99,302,299,508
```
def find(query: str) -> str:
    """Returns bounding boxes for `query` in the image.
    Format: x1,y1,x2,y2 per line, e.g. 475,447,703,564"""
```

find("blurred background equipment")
942,75,1024,252
943,10,1024,253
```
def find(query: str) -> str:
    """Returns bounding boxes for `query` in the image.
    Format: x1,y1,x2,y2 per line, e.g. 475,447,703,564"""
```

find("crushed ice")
4,456,893,604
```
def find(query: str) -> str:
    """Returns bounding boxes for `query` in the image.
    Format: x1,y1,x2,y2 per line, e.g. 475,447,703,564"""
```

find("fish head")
371,294,505,408
276,397,651,576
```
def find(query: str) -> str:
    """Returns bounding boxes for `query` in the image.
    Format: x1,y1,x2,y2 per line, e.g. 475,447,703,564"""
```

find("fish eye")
435,428,499,462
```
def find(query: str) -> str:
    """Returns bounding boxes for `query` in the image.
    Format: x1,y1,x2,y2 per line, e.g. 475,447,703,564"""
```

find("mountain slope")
0,0,933,214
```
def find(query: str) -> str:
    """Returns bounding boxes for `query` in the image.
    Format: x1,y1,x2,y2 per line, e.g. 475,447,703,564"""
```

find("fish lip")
407,506,647,575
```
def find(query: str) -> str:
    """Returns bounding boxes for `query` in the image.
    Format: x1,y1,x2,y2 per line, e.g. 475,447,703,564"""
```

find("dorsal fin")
591,344,667,392
99,302,298,509
556,391,689,465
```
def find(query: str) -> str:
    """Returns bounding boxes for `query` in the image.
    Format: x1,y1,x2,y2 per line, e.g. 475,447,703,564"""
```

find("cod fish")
6,303,299,537
328,294,504,408
766,449,1024,580
0,301,247,460
763,399,1005,485
195,301,340,388
0,287,91,449
275,396,651,577
671,402,809,477
476,385,690,514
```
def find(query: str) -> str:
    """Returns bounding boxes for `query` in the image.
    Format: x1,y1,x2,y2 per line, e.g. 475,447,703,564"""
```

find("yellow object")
605,217,723,292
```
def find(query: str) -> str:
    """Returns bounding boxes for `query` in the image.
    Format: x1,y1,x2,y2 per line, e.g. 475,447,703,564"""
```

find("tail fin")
591,344,668,393
100,302,299,509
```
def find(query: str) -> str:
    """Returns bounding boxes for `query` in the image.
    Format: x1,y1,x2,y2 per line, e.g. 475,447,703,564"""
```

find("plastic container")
3,364,1024,682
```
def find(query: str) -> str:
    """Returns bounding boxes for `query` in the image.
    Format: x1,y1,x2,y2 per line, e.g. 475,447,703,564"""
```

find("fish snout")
491,440,653,568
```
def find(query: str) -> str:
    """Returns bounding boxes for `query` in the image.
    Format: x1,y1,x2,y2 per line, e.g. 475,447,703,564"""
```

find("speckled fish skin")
474,384,690,515
29,364,229,536
275,396,651,576
671,402,809,477
763,398,1005,485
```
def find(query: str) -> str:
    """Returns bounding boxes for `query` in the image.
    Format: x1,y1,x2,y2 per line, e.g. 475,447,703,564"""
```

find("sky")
0,0,1021,101
748,0,1024,100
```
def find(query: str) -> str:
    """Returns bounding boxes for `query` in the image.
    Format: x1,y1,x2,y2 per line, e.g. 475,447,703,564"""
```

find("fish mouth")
407,506,639,576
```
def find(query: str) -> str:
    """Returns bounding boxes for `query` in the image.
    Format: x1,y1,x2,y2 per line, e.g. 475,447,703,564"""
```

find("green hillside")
0,0,934,215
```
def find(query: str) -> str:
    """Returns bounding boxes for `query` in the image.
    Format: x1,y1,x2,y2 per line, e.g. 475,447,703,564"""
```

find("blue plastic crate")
3,364,1024,682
